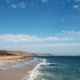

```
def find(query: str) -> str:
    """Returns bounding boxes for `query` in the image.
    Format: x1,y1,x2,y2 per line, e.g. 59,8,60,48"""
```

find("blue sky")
0,0,80,54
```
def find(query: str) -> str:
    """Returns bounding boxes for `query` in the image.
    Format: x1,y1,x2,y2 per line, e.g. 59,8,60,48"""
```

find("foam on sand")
22,59,47,80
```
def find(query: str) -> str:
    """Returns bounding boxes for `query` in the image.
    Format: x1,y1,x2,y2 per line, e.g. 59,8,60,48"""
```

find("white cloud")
0,31,80,42
66,31,80,35
0,34,42,42
43,37,73,41
41,0,48,3
73,5,79,8
28,44,80,47
0,34,74,42
18,2,26,8
11,4,17,9
10,44,80,49
8,1,26,9
57,31,80,37
62,30,66,33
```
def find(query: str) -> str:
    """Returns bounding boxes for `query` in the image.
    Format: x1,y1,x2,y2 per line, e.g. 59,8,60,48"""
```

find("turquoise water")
32,56,80,80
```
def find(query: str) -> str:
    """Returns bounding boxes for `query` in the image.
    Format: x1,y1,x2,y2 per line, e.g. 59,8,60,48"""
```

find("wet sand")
0,56,35,80
0,64,35,80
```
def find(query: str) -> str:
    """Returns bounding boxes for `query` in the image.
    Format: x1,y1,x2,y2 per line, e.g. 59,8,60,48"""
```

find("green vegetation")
0,52,15,56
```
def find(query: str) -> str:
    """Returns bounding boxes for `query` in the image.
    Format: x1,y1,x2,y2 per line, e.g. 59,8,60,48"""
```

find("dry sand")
0,56,32,67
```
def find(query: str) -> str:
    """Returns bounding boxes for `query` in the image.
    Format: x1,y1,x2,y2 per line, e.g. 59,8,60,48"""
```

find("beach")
0,56,32,67
0,56,36,80
0,65,35,80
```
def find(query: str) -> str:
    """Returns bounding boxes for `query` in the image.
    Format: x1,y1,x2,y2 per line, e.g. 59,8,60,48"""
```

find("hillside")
0,50,51,56
0,50,77,56
0,51,15,56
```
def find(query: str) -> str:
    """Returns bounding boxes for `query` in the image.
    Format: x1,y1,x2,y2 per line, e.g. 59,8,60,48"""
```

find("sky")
0,0,80,54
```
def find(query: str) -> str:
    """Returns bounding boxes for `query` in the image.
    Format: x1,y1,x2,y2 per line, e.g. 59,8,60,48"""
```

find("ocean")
23,56,80,80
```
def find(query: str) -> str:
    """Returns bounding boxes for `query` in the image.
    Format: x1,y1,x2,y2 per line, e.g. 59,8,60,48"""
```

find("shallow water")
0,58,40,70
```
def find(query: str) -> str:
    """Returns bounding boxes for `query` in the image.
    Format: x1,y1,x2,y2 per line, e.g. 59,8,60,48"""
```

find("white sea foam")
42,61,55,66
22,58,47,80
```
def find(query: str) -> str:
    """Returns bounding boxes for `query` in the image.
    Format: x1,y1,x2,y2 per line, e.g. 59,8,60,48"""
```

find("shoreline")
0,57,41,80
0,56,35,80
0,65,35,80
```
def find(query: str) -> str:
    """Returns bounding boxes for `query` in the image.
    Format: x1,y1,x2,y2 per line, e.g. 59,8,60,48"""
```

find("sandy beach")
0,56,32,67
0,56,35,80
0,65,35,80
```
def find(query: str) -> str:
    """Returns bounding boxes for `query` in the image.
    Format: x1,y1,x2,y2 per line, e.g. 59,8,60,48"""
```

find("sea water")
23,56,80,80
